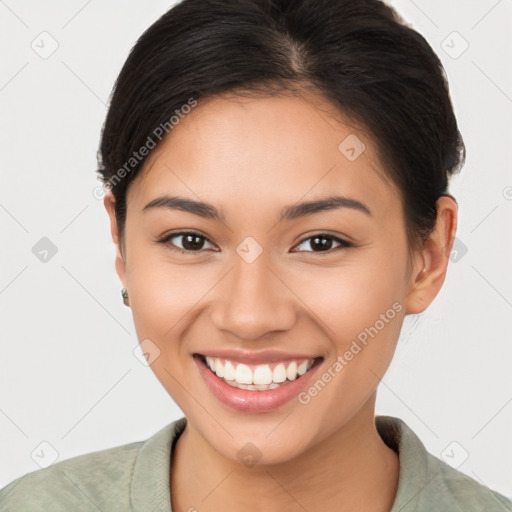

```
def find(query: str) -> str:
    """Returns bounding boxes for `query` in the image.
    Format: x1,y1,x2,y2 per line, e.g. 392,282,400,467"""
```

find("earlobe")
405,196,458,314
103,191,127,287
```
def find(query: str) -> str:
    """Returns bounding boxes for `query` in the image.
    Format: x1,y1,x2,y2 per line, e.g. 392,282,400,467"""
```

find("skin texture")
104,90,457,512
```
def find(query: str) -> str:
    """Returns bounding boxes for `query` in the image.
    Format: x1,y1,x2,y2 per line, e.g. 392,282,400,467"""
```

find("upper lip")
194,349,322,365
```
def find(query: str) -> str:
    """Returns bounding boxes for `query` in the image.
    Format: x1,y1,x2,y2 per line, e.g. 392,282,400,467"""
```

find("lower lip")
194,355,322,413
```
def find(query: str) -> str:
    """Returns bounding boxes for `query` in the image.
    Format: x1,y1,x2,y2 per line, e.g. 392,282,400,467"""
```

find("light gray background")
1,0,511,498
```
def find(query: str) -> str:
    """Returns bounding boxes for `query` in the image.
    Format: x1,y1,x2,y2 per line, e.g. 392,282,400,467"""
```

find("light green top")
1,415,510,511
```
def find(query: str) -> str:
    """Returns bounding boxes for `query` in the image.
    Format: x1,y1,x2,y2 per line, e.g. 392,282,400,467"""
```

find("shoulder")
0,439,144,512
0,417,187,512
421,451,512,511
376,415,512,511
0,418,187,512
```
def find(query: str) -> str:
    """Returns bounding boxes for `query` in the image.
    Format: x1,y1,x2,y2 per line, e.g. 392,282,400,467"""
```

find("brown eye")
293,234,352,253
158,232,215,253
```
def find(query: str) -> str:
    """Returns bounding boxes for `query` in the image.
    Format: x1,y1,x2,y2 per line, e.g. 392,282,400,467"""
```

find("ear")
103,190,127,289
404,195,458,314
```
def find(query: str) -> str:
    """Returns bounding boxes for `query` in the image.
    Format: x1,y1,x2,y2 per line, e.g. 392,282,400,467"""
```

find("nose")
209,252,297,341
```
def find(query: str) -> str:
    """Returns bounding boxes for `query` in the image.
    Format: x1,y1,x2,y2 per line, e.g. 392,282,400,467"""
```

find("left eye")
293,234,352,253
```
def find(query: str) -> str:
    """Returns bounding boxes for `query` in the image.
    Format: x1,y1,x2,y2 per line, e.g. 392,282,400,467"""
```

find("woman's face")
107,91,426,464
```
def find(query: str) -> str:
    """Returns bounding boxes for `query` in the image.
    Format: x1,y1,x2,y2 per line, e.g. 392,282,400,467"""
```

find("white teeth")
203,356,317,388
297,361,309,376
234,363,253,384
224,380,284,391
214,358,224,378
250,383,270,391
225,381,277,391
286,361,298,381
253,364,272,385
272,363,287,383
223,360,236,381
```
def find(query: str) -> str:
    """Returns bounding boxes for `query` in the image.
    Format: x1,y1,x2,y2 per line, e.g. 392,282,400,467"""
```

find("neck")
170,394,399,512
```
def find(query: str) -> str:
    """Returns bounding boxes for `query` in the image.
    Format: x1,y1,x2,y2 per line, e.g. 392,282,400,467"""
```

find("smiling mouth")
195,354,323,391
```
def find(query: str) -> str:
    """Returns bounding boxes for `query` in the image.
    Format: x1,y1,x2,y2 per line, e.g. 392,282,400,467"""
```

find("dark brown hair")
96,0,465,251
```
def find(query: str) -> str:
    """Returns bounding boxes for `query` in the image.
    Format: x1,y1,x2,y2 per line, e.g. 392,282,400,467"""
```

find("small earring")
121,288,130,307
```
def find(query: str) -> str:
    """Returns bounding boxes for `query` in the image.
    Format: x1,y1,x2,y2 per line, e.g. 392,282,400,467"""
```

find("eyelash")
156,231,354,255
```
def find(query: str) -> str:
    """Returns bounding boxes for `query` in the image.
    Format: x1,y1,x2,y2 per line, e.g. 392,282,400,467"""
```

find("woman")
1,0,510,510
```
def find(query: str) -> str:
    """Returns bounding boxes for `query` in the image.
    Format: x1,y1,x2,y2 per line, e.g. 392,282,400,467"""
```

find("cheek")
128,257,207,347
290,255,406,422
294,249,406,338
126,248,210,408
289,244,408,409
286,265,406,443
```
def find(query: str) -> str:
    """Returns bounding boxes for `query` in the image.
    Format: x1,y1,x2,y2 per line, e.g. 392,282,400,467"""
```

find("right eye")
157,231,216,253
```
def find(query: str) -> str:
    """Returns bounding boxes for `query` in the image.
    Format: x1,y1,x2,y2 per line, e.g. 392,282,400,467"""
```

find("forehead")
128,91,401,219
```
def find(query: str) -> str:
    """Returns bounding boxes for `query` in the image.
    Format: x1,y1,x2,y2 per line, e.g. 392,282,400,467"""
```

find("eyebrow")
142,194,372,222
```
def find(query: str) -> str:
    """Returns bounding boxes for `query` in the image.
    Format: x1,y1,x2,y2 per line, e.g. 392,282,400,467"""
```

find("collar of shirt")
129,415,511,511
